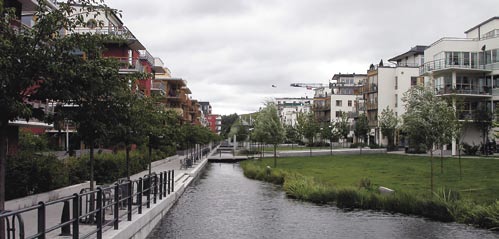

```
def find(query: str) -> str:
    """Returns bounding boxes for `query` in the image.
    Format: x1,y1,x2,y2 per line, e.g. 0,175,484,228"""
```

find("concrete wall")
6,182,90,211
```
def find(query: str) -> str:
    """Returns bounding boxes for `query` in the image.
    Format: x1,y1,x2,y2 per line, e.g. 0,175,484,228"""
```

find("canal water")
147,163,498,239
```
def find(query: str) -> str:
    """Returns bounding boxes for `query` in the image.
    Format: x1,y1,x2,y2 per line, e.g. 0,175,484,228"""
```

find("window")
395,94,398,107
348,100,352,107
336,100,342,107
335,111,341,117
394,76,398,90
411,77,418,86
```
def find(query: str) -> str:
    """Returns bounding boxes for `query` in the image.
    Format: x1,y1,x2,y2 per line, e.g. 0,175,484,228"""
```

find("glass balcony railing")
435,87,491,96
420,59,490,75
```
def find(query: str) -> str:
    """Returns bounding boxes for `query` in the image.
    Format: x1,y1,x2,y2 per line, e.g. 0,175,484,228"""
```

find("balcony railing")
436,87,491,96
139,50,155,66
108,57,143,72
73,26,136,41
151,82,167,95
420,59,489,75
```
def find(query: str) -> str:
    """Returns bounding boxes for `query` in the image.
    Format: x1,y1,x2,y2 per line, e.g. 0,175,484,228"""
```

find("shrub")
462,143,479,156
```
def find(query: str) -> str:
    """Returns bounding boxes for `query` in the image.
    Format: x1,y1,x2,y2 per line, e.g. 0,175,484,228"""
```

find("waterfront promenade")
4,148,215,239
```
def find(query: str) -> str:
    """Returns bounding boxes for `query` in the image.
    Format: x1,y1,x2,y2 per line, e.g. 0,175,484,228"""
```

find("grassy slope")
249,154,499,204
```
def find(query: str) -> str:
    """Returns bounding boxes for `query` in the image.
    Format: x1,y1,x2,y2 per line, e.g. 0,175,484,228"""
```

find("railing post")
96,188,103,239
159,172,163,200
153,174,158,204
167,170,171,195
172,170,175,192
163,171,167,197
146,177,151,209
127,181,132,221
37,201,46,239
72,194,79,239
138,178,143,214
114,183,119,230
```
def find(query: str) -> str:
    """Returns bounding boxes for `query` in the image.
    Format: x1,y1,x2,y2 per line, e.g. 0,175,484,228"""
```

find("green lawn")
250,154,499,204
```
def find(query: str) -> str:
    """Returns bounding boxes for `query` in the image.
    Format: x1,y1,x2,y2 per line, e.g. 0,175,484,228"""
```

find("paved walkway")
9,147,216,239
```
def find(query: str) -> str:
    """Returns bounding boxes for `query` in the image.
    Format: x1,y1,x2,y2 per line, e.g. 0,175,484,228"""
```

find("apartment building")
276,97,312,126
206,115,222,134
312,88,332,125
362,46,426,145
330,73,365,122
420,16,499,155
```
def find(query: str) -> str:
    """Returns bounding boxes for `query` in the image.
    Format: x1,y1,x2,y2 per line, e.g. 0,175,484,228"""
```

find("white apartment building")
276,97,312,126
330,73,365,123
420,16,499,155
363,46,426,146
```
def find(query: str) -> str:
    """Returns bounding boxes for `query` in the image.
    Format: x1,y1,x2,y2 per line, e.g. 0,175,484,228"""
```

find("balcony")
420,59,491,75
74,25,136,40
139,50,155,66
436,87,491,97
151,82,166,96
109,57,143,73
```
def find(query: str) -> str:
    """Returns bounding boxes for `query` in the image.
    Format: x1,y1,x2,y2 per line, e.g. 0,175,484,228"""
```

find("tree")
320,122,337,155
0,0,116,213
220,113,239,139
296,112,319,156
284,125,300,149
473,104,493,155
354,113,369,144
379,107,398,150
402,86,457,193
335,112,350,147
253,102,285,167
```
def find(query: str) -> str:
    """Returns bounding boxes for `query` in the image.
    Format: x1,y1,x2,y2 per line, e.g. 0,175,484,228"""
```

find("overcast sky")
106,0,498,115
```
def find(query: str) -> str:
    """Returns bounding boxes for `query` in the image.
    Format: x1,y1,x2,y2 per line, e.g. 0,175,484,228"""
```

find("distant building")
206,114,222,134
276,97,312,126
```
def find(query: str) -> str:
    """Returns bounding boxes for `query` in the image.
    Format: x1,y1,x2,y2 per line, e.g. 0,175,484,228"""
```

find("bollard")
60,201,71,236
38,202,46,239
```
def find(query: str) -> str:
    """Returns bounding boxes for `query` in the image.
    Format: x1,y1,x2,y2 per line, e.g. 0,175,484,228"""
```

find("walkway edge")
102,157,209,239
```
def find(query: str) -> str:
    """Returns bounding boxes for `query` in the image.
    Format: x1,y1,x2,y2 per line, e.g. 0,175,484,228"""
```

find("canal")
147,163,499,239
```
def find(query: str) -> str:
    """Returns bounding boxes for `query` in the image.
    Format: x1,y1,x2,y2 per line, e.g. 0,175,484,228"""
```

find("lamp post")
329,125,333,155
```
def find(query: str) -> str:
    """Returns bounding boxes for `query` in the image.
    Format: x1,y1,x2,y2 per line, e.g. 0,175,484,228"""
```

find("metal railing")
419,58,489,75
73,26,136,41
139,50,155,67
0,170,175,239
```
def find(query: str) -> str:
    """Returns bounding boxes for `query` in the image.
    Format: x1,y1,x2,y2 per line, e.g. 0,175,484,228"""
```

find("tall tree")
220,113,239,139
379,107,398,150
253,102,285,167
0,0,115,212
284,124,300,149
473,104,493,155
354,113,369,144
296,112,319,156
402,86,457,193
335,112,350,147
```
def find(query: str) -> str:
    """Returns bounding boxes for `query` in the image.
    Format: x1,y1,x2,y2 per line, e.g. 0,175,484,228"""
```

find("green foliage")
284,125,300,144
18,130,48,152
354,113,369,143
462,143,479,155
221,113,239,138
6,153,68,200
379,107,398,149
296,112,319,146
335,112,350,145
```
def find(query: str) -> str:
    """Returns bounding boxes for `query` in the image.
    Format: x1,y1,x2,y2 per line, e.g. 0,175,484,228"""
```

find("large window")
336,100,342,107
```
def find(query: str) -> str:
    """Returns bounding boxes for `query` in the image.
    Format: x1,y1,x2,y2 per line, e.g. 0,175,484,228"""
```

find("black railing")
0,170,175,239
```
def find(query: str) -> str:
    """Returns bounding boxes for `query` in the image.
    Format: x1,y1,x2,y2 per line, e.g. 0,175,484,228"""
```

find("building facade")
276,97,312,126
421,16,499,154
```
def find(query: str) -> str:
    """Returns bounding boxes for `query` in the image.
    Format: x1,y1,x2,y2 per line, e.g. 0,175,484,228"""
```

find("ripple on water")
147,163,499,239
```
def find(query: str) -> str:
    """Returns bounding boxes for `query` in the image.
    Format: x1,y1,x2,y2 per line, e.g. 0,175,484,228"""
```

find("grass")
240,154,499,230
243,154,499,204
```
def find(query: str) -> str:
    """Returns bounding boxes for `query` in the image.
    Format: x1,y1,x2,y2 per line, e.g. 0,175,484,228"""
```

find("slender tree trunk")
430,150,434,195
458,143,462,180
126,144,130,180
148,139,152,177
273,144,277,168
330,138,332,156
89,140,95,191
440,144,444,174
0,124,8,239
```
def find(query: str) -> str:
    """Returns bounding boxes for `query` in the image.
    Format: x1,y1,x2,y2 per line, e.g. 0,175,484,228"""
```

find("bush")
350,143,367,148
462,143,479,156
6,153,68,200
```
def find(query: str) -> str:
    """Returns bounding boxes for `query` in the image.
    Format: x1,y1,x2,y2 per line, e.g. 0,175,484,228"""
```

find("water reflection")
147,163,498,239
